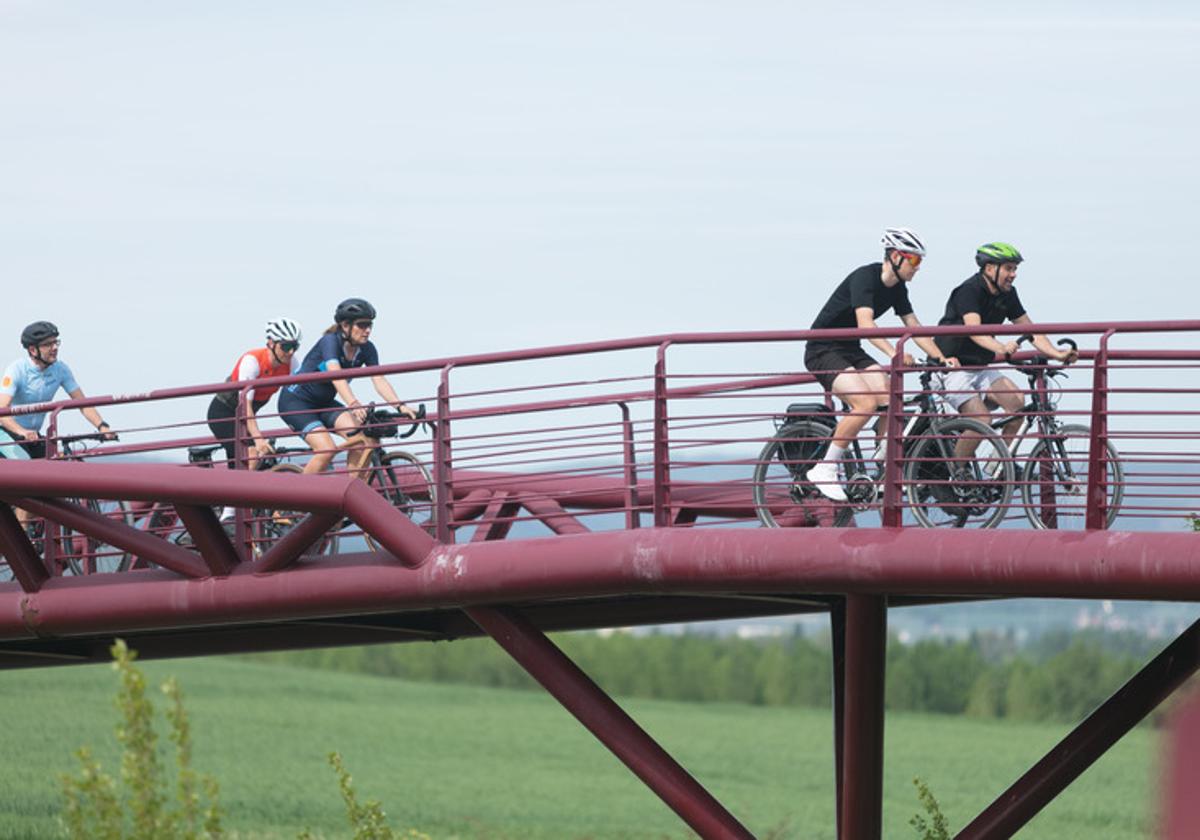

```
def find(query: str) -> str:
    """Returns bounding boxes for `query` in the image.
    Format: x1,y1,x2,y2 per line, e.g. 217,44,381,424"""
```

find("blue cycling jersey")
0,356,81,431
284,333,380,406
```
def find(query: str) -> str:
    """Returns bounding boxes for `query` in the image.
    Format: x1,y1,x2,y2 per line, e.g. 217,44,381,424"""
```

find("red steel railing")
2,320,1198,579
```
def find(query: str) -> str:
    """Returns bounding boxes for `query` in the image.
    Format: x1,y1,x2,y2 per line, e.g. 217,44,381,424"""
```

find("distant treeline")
244,626,1186,723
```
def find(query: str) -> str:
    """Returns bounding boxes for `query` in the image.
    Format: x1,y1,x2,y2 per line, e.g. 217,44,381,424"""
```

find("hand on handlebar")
346,400,368,425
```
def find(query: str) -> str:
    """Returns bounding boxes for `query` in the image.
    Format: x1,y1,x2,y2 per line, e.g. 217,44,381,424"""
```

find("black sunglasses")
279,340,300,352
353,320,374,330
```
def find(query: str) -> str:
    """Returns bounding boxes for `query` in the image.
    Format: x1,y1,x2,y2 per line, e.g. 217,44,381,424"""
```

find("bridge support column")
466,605,753,840
839,594,887,840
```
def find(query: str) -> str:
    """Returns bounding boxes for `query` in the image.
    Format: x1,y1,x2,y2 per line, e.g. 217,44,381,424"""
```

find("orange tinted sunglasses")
896,251,923,267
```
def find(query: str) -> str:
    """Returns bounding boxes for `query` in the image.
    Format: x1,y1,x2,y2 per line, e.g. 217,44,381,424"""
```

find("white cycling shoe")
806,460,847,502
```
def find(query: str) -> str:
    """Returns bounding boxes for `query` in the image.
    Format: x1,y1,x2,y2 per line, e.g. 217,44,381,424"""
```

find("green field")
0,656,1157,839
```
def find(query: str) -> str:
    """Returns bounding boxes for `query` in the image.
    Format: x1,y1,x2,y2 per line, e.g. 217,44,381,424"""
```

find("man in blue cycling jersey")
0,321,115,460
1,321,116,529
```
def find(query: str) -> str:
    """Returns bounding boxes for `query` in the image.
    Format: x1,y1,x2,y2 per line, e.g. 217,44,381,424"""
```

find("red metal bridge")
2,321,1199,839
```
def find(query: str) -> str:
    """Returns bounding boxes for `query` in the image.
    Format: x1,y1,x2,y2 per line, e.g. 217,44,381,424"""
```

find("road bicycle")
753,363,1016,529
0,432,134,576
130,441,338,557
254,404,437,554
994,337,1124,529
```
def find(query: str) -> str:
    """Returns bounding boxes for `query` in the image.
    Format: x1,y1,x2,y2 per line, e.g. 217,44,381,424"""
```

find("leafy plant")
299,753,430,840
910,777,950,840
60,638,224,839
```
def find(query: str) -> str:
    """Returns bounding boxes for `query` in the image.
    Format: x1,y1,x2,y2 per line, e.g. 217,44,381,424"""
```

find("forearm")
372,375,404,407
868,338,897,359
1,416,28,437
914,337,946,361
81,406,108,430
970,334,1007,357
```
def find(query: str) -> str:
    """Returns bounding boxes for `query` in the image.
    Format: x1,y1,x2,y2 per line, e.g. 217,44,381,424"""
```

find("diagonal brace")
466,605,753,840
956,617,1200,839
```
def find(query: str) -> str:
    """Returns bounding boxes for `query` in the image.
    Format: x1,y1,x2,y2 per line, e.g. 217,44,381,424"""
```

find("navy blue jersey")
284,332,380,405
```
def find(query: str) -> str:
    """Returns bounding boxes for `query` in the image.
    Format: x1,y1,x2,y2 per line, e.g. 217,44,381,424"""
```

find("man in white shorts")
932,242,1077,455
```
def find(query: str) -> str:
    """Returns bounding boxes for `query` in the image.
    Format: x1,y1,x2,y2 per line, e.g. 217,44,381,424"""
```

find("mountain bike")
999,337,1124,529
753,363,1016,529
254,404,437,554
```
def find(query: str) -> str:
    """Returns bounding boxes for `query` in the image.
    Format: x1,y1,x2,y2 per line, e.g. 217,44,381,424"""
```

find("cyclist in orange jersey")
206,318,303,468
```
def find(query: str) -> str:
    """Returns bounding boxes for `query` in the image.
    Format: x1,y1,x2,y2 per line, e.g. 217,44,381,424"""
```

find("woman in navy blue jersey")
278,298,417,476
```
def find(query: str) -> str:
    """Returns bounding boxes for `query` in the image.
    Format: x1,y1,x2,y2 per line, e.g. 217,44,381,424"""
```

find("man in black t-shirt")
803,228,957,500
933,242,1077,451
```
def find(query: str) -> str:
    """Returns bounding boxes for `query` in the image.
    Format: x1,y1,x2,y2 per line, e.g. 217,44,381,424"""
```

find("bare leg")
301,428,338,475
809,367,888,500
829,367,889,449
331,412,376,481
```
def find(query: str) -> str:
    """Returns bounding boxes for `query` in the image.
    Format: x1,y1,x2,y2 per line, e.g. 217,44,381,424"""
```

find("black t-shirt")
934,273,1027,365
809,262,913,349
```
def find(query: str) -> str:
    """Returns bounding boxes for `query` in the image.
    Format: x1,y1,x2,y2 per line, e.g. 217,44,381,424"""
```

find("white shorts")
936,367,1008,410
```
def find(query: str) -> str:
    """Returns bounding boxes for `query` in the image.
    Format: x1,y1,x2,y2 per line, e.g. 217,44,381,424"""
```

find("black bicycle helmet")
20,321,59,348
334,298,377,323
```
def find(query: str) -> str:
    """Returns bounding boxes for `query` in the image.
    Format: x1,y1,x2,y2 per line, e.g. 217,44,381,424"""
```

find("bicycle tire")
904,417,1014,529
753,420,853,528
1021,423,1123,529
250,463,337,556
64,498,134,575
363,451,438,549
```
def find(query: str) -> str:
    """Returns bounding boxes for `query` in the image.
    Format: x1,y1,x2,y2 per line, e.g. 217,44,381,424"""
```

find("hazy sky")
2,1,1198,421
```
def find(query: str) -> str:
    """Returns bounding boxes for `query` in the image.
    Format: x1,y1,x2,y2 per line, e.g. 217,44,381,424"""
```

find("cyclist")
0,321,116,461
1,322,116,528
278,298,418,477
803,228,958,500
932,242,1077,453
206,318,303,469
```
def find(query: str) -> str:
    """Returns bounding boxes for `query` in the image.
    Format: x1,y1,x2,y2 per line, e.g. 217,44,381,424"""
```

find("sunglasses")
896,252,923,267
278,340,300,353
353,320,374,330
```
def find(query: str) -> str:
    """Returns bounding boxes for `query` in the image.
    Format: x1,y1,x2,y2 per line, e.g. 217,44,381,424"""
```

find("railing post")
42,408,63,571
617,402,640,530
1085,330,1116,530
653,343,671,528
233,384,253,563
435,364,455,543
880,336,908,528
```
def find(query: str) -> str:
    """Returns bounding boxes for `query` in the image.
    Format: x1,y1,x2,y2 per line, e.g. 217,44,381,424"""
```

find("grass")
0,655,1159,839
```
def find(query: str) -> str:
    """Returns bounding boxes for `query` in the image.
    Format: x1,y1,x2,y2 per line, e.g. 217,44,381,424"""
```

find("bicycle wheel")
363,451,438,549
904,417,1014,529
1022,423,1123,529
64,499,134,574
752,420,853,528
250,464,337,557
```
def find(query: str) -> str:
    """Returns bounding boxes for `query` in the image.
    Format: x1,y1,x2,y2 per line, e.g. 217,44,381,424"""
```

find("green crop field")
0,656,1158,839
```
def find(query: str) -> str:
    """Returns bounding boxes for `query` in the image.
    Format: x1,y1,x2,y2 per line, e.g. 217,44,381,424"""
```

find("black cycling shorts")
804,342,879,393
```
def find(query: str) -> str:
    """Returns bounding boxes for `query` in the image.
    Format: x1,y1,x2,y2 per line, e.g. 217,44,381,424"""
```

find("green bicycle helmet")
975,242,1023,267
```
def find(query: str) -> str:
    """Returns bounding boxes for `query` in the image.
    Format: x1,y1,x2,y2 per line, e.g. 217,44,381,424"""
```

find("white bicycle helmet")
881,227,927,256
265,317,302,343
